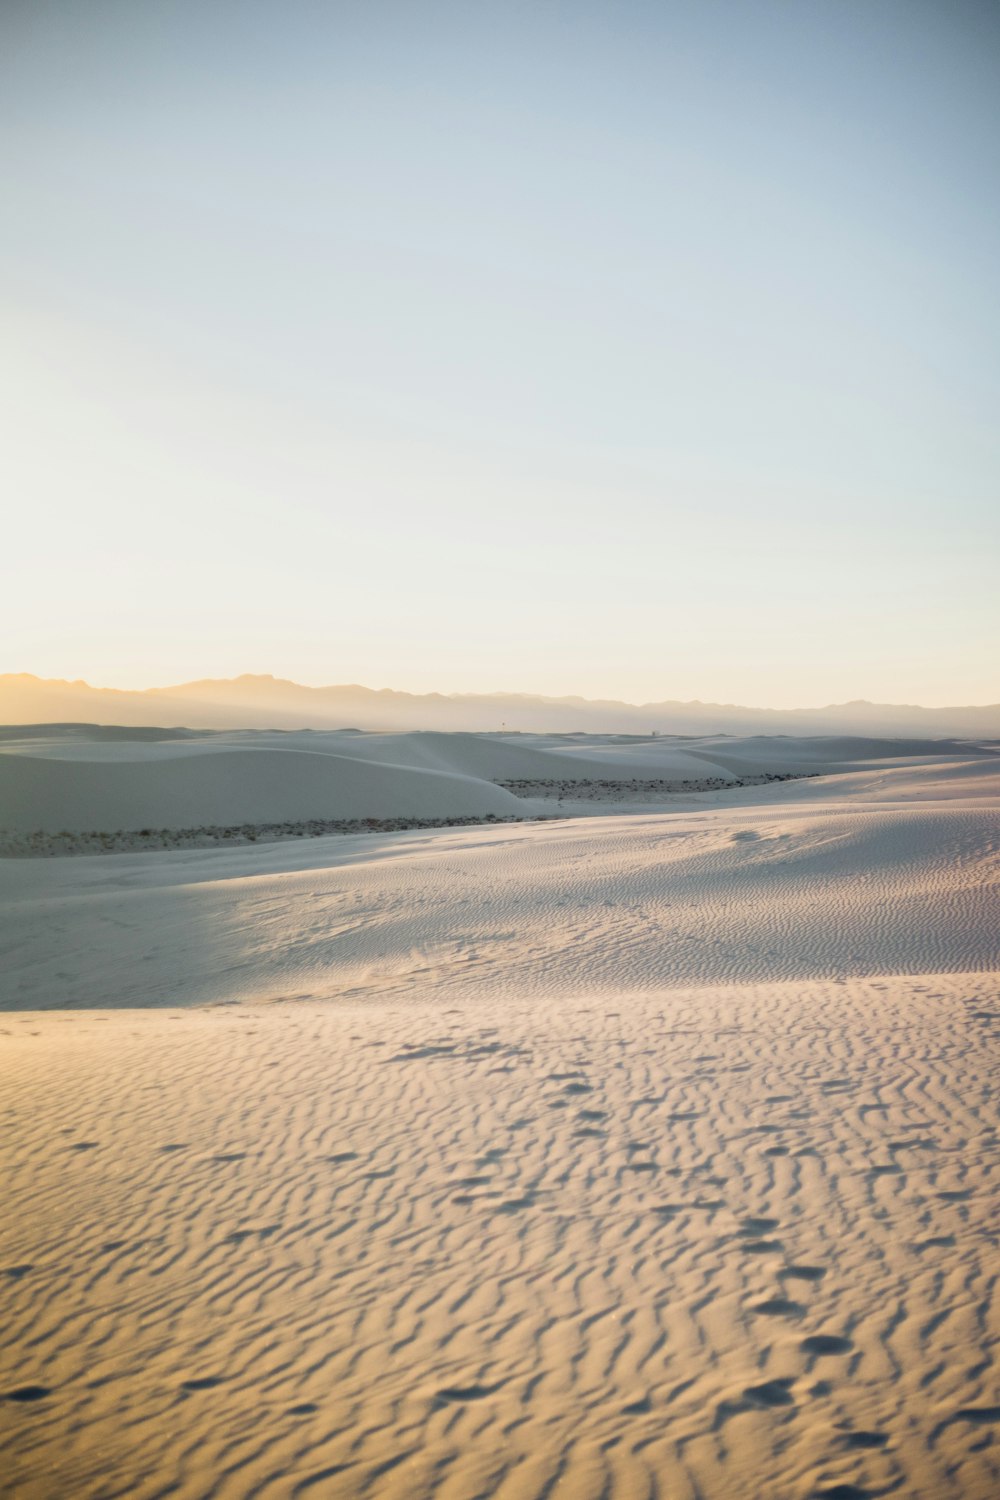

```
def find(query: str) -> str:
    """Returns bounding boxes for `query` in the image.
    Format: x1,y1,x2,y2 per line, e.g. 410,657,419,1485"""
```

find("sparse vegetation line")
0,771,816,857
497,772,814,799
0,813,542,859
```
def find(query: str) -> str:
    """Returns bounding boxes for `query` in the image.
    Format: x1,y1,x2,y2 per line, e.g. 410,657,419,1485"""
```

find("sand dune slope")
3,730,992,843
2,976,999,1499
2,791,996,1009
1,754,998,1499
0,746,522,834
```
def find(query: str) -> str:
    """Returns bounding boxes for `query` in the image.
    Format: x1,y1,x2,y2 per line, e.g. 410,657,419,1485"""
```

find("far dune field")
1,729,998,1499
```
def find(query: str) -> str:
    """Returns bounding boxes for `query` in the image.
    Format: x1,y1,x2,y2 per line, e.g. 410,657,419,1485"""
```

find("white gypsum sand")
0,738,998,1499
0,724,983,842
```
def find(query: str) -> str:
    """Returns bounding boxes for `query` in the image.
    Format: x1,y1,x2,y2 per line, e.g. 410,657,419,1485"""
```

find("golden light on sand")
1,732,998,1496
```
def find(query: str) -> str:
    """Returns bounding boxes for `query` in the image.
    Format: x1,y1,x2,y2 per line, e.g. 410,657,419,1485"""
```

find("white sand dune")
2,772,997,1010
0,744,523,834
1,726,990,837
1,743,998,1498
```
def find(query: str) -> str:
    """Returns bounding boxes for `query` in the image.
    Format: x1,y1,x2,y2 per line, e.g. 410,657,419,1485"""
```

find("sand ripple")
2,976,999,1498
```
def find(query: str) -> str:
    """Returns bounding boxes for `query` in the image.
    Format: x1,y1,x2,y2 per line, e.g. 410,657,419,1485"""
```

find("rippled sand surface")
2,979,999,1499
1,755,998,1498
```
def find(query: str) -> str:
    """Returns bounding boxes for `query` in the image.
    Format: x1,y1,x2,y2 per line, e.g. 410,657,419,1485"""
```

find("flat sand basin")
2,975,998,1499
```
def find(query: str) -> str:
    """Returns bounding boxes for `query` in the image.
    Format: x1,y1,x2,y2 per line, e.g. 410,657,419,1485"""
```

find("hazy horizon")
4,1,999,705
6,666,1000,717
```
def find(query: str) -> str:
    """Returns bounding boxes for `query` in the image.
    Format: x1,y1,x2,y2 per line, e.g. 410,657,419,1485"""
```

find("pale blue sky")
3,0,998,705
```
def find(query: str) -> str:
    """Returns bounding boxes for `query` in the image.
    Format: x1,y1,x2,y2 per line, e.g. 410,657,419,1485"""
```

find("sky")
2,0,998,708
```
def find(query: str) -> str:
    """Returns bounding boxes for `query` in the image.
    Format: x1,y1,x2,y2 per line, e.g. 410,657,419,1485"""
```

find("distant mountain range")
2,673,998,739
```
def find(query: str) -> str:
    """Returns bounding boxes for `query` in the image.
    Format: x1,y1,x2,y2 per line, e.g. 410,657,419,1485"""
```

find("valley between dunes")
1,732,998,1499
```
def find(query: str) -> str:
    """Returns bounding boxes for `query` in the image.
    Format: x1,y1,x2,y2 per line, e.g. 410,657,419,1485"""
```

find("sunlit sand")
2,734,998,1497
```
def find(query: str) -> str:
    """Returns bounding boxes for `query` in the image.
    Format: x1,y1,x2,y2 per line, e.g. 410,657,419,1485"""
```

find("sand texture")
1,741,998,1498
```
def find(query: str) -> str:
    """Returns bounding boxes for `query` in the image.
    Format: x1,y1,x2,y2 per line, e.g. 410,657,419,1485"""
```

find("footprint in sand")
743,1378,796,1408
840,1430,889,1449
739,1217,780,1236
801,1334,853,1356
713,1379,797,1430
781,1265,827,1282
752,1297,806,1318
